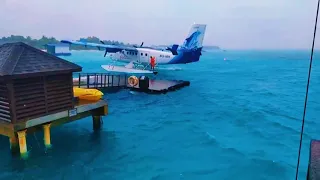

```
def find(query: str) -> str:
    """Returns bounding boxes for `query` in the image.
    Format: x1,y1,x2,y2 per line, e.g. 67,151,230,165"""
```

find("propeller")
98,40,107,56
133,42,144,48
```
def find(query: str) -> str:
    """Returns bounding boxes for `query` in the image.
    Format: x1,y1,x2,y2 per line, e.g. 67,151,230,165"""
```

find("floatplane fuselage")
61,24,207,74
106,46,203,65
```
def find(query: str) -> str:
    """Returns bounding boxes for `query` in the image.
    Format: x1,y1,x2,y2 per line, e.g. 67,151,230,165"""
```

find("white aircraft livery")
61,24,207,74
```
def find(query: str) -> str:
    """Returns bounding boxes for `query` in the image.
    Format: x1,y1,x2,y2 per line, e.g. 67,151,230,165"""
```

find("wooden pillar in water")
92,116,102,130
9,135,19,154
17,129,28,159
43,123,52,149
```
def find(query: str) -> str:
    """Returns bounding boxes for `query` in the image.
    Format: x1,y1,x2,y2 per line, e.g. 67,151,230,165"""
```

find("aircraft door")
139,51,149,64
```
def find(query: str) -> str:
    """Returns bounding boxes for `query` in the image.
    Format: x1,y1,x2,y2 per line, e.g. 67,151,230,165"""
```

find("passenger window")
141,53,143,56
127,52,128,55
145,53,147,56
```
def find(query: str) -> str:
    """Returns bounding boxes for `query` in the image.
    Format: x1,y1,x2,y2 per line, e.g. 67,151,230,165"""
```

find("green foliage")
0,35,131,50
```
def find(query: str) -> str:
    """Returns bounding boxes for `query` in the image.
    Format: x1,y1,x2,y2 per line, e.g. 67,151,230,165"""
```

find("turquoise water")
0,50,320,179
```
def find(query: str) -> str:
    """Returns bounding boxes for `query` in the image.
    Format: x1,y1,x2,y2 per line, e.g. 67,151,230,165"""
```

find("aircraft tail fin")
182,24,207,49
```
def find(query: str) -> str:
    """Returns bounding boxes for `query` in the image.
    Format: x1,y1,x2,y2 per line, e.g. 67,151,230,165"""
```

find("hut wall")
0,82,11,122
45,74,73,114
13,76,46,121
12,73,73,122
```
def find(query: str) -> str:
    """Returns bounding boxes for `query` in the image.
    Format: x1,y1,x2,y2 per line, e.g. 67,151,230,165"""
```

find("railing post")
100,73,103,88
112,75,114,87
95,74,98,88
125,74,127,87
108,74,110,87
78,73,81,88
96,74,98,88
104,74,107,87
86,74,89,88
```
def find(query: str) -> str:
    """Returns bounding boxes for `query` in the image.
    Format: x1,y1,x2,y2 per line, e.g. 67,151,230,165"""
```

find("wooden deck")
0,99,108,137
0,98,108,158
129,79,190,94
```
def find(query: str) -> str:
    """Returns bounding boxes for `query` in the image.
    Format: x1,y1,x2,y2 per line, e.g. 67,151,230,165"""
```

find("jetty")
73,73,190,94
0,42,107,158
128,79,190,94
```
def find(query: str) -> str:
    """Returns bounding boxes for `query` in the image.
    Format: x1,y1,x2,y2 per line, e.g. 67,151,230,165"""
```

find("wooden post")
17,129,28,159
118,75,120,86
92,116,102,130
112,75,114,87
125,74,127,86
9,135,19,154
43,123,52,149
104,74,107,87
86,74,89,88
94,74,97,88
100,74,103,88
108,75,110,87
78,73,81,88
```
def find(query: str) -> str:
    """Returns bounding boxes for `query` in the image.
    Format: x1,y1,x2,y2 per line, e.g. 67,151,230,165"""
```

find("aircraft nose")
105,53,113,58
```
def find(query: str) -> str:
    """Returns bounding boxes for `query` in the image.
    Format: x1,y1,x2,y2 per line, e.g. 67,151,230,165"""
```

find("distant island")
0,35,221,50
203,46,220,50
0,35,136,50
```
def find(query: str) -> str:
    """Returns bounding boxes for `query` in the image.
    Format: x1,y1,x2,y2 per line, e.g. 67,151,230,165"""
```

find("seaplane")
61,23,207,75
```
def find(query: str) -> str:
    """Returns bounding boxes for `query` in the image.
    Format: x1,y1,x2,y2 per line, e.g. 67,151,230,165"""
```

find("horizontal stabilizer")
166,44,179,55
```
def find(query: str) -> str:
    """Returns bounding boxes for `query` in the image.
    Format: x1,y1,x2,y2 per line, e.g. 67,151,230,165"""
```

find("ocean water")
0,49,320,180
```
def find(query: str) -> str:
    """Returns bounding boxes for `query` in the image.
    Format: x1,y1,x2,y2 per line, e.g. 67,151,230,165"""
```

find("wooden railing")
73,73,128,89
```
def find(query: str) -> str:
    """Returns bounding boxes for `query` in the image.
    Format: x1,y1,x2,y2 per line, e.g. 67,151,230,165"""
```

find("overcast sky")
0,0,319,49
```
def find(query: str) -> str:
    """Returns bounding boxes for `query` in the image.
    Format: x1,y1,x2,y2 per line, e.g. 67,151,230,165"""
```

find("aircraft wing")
60,40,138,53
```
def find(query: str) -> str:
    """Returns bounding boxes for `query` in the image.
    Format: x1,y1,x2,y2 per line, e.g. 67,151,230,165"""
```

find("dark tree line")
0,35,135,50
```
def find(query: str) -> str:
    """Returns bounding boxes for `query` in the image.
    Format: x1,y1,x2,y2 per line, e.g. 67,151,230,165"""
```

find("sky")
0,0,319,49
